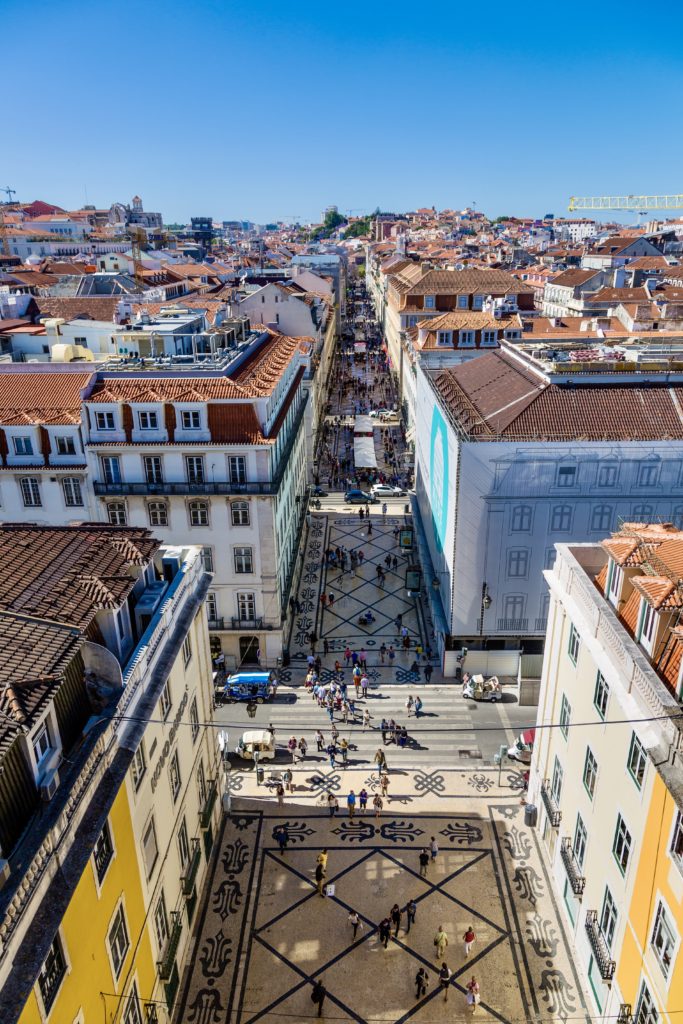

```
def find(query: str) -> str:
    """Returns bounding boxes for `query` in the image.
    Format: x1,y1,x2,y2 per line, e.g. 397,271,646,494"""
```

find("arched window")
591,504,613,532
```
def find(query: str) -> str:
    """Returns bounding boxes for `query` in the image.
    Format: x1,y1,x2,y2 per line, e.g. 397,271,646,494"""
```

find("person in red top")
463,926,476,958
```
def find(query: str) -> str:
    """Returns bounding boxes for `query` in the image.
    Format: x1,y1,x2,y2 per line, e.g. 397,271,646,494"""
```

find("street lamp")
479,582,492,637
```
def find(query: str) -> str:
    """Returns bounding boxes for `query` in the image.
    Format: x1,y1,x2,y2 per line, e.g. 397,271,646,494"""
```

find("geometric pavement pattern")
174,806,589,1024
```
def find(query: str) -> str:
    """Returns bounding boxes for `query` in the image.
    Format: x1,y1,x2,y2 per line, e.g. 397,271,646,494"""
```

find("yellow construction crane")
568,194,683,212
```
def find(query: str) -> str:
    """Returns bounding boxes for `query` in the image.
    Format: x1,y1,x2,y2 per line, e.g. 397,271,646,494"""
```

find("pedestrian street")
175,773,589,1024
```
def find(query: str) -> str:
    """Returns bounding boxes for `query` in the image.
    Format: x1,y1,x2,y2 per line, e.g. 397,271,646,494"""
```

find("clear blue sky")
4,0,683,224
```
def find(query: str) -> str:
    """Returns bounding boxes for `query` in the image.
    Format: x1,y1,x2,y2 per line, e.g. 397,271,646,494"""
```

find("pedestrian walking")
439,963,452,1002
349,911,363,940
345,646,352,666
288,735,297,759
466,976,481,1013
340,737,349,765
382,502,387,518
359,788,368,813
430,836,439,862
419,848,430,877
315,862,326,897
388,645,395,667
362,708,371,730
359,648,367,669
299,737,308,760
317,849,328,875
380,772,390,798
405,695,414,716
283,768,293,794
405,898,417,933
380,717,388,743
424,663,433,683
311,979,326,1017
367,520,373,537
434,926,448,960
276,782,285,807
320,593,328,610
327,792,339,816
463,925,476,958
415,967,428,999
361,675,369,699
275,825,288,855
373,793,383,817
374,748,386,774
327,742,337,768
323,638,329,656
380,642,387,664
347,790,356,818
379,916,391,948
315,729,324,752
328,593,335,609
390,903,402,937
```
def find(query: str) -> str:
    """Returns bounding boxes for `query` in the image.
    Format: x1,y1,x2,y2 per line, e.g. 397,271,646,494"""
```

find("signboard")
399,528,414,550
405,568,422,591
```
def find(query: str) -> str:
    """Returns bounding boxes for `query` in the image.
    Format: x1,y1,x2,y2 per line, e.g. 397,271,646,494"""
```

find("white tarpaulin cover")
354,435,377,469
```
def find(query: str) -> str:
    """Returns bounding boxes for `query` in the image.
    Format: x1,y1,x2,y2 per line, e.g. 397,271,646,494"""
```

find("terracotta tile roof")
660,635,683,694
631,575,680,610
0,525,158,630
34,297,121,322
433,351,683,441
620,588,641,635
392,267,534,298
549,269,602,288
590,287,649,304
0,371,92,426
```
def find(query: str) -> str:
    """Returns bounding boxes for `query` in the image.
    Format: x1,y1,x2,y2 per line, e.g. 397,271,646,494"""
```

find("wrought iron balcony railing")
200,779,218,829
585,909,616,981
181,839,201,897
157,911,183,981
560,837,585,896
540,779,562,828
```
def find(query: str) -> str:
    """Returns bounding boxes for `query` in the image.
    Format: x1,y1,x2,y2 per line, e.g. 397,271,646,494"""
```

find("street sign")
405,568,421,591
399,528,414,549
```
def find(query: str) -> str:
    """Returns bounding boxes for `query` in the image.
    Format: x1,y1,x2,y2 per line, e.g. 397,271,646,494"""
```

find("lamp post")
479,582,492,637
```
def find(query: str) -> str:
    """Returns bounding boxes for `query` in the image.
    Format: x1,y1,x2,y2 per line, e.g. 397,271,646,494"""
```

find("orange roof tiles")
0,371,92,426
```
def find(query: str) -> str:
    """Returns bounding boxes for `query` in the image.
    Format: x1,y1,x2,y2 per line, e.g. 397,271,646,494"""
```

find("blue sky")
4,0,683,224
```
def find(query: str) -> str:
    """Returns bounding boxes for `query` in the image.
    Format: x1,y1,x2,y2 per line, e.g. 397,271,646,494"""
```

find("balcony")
560,837,585,896
38,945,67,1013
181,838,201,896
208,617,224,631
157,911,183,981
94,479,277,497
497,618,529,632
535,617,548,631
231,616,263,630
200,779,218,829
540,779,562,828
585,909,616,981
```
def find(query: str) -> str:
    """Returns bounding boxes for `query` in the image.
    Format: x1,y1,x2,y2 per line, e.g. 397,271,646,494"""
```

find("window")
207,591,218,621
503,594,525,623
472,294,484,310
639,601,657,652
56,435,76,455
568,624,581,664
231,501,250,526
638,464,659,487
551,756,563,804
591,504,613,532
93,821,114,883
457,294,468,309
182,410,201,429
142,818,158,878
101,456,122,484
95,411,115,430
144,456,163,484
583,748,598,798
557,465,577,487
154,892,169,951
185,456,205,484
190,697,199,742
228,456,247,483
652,902,677,978
424,295,435,309
189,500,209,526
613,814,632,873
38,934,67,1013
132,743,146,791
560,695,571,738
197,760,207,805
481,330,497,346
20,477,41,507
238,592,256,620
122,983,143,1024
574,815,588,868
234,547,253,573
169,750,181,802
160,680,172,719
458,330,475,347
33,721,51,765
551,505,572,532
511,505,532,532
635,982,658,1024
13,436,33,455
608,561,623,604
600,888,618,949
62,477,84,507
545,547,557,570
138,411,158,430
628,733,647,789
148,501,168,527
507,549,529,578
436,331,452,346
202,546,214,572
597,464,618,487
633,503,653,522
182,635,192,667
594,672,609,718
406,315,419,327
107,502,127,526
108,903,130,979
178,817,190,869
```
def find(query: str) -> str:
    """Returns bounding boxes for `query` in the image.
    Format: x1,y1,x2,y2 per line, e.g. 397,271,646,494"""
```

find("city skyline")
4,0,683,223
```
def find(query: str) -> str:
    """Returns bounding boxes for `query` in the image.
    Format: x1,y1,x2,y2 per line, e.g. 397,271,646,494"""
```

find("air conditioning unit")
134,579,168,634
40,768,60,801
162,548,184,583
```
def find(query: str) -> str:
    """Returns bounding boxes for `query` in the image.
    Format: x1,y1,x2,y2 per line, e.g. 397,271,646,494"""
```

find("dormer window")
481,330,498,346
138,411,158,431
557,465,577,487
13,436,33,456
638,599,658,654
436,331,452,346
607,561,623,606
504,329,521,340
95,411,115,430
473,294,484,310
458,331,475,347
181,410,201,430
424,295,435,309
457,295,468,309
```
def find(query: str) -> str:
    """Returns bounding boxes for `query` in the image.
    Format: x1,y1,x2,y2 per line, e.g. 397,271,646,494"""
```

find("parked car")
235,729,276,761
463,674,502,702
221,672,274,704
344,489,377,504
372,483,406,498
507,728,535,763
